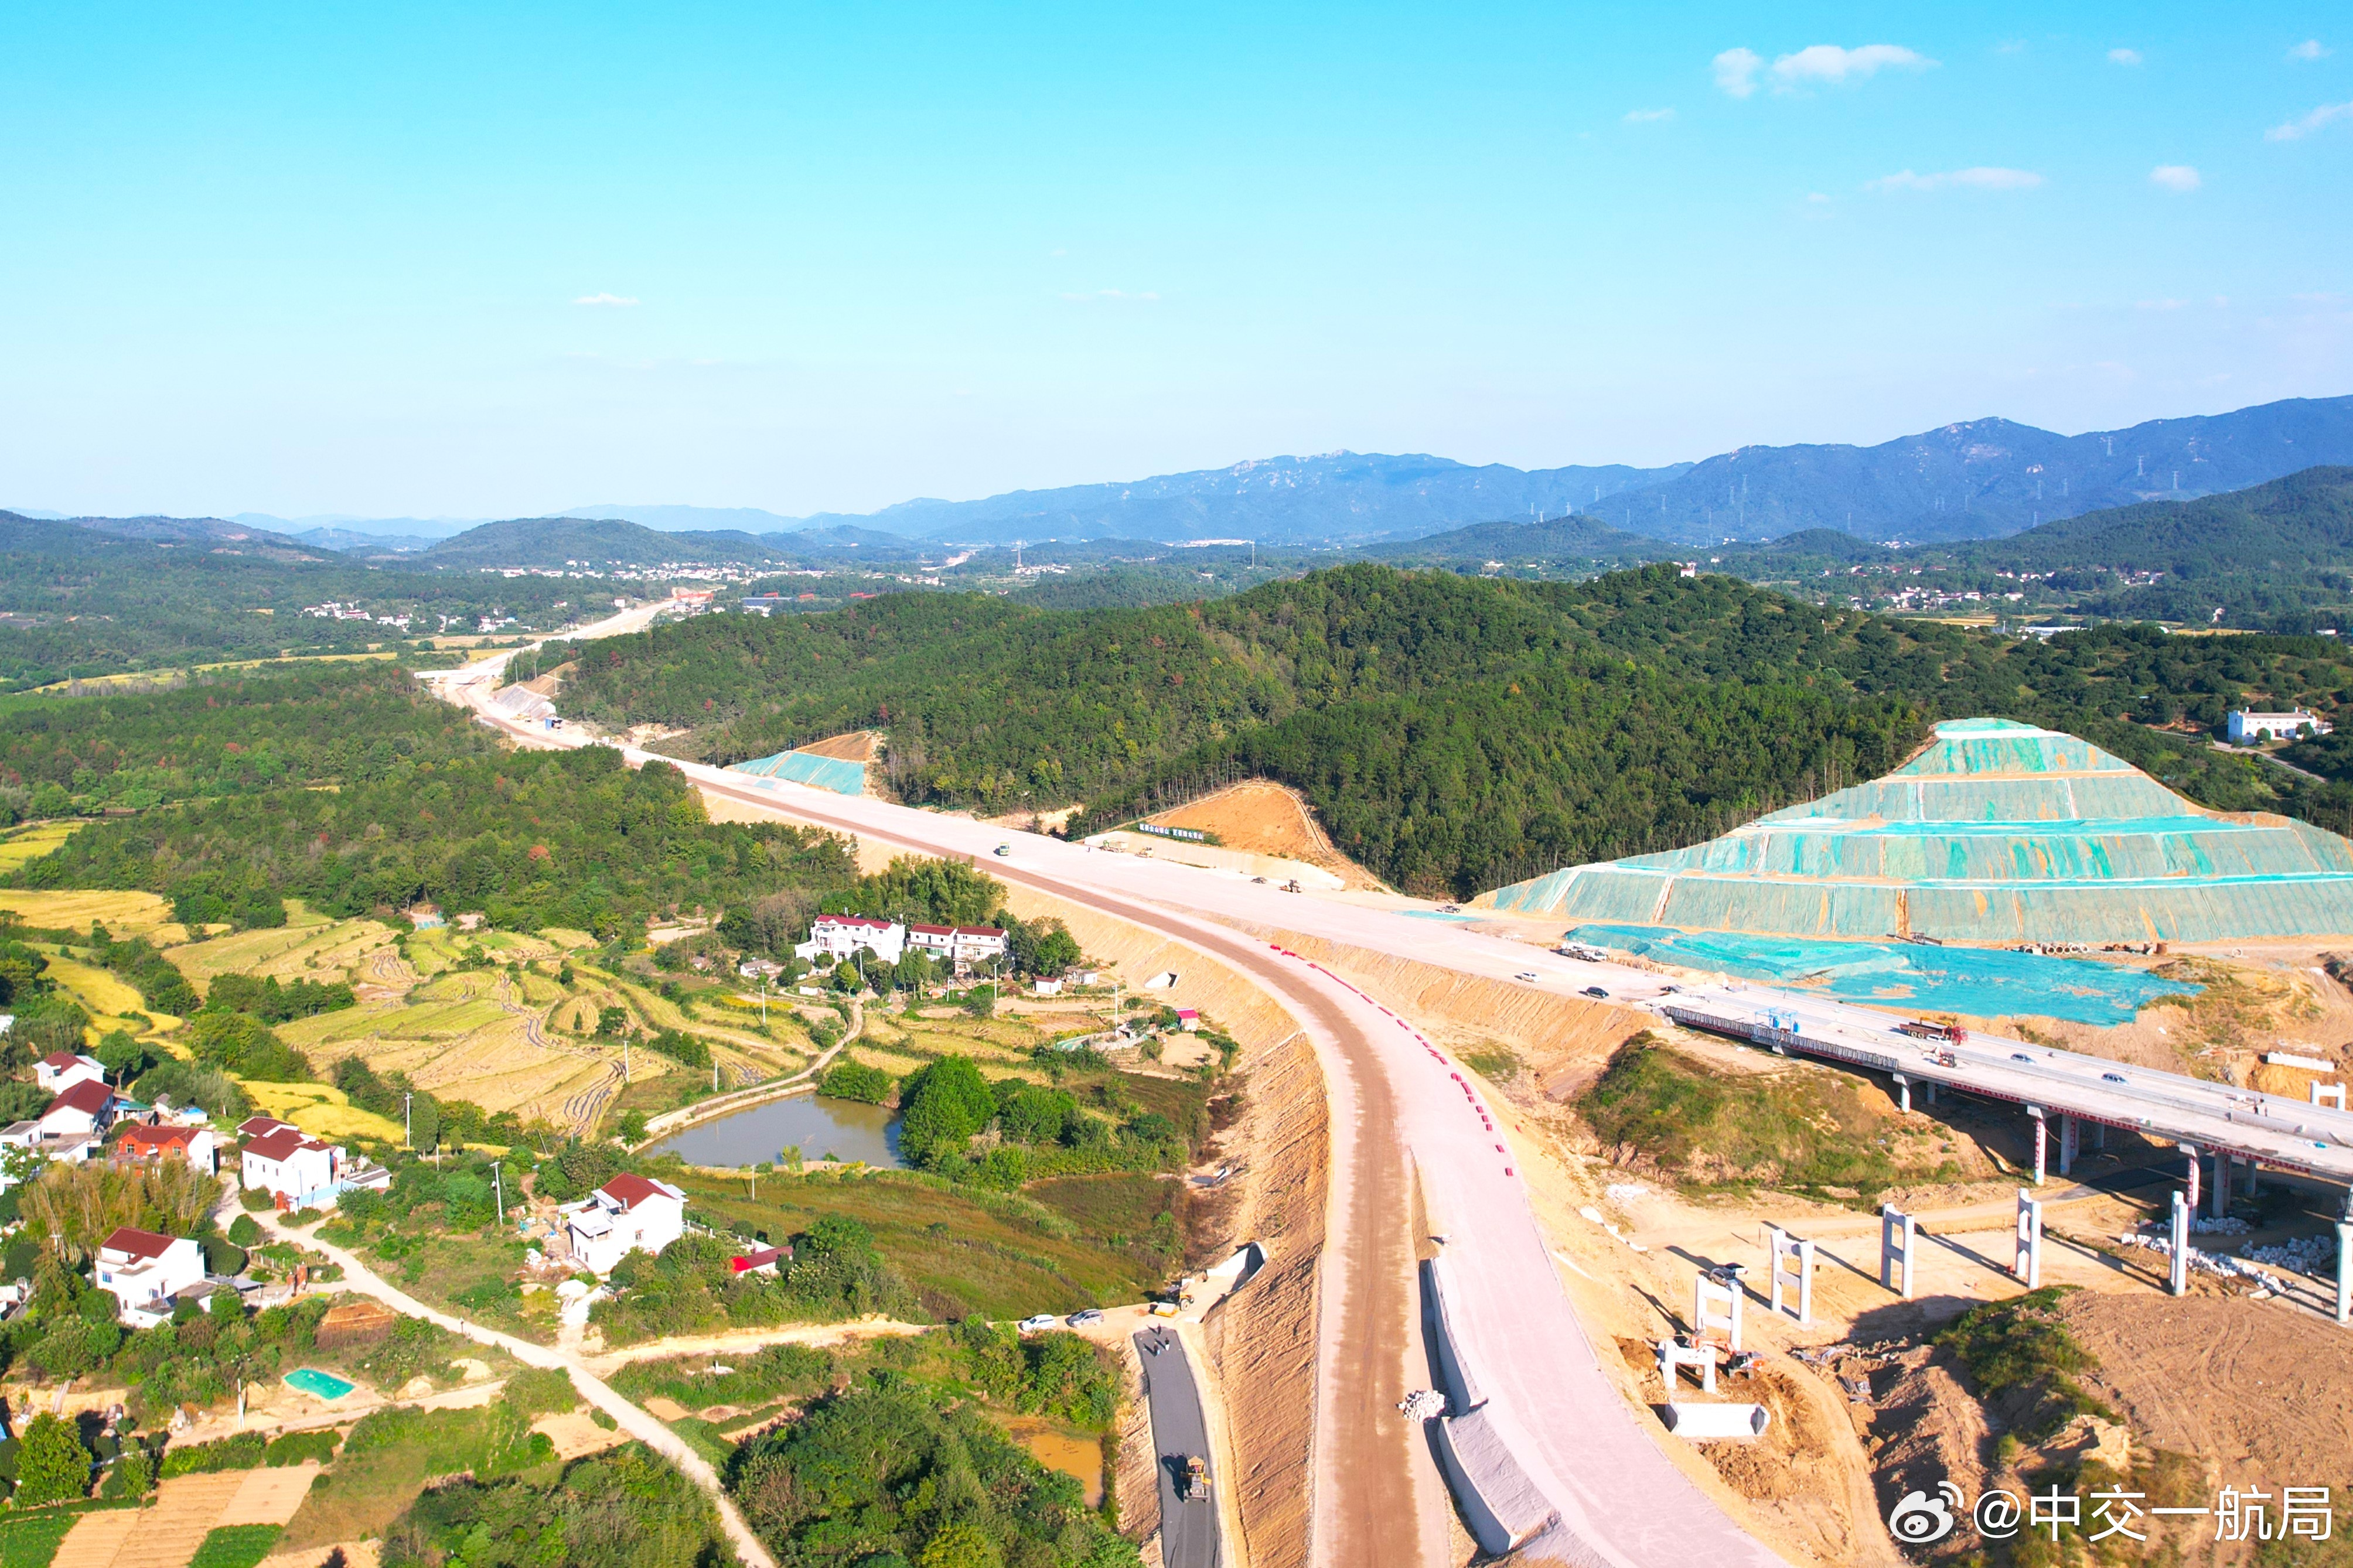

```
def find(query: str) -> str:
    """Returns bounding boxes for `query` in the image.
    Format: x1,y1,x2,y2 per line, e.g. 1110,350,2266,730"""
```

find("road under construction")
427,615,2353,1566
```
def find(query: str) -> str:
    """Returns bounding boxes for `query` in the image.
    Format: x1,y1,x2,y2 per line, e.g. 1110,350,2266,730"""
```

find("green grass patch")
1935,1286,2115,1443
665,1416,736,1470
187,1525,284,1568
1462,1045,1524,1081
0,1509,87,1568
1579,1033,1956,1205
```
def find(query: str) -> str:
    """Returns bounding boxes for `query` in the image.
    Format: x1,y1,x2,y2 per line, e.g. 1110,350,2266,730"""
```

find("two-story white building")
239,1116,346,1207
34,1052,105,1095
906,924,1007,974
564,1174,686,1275
2229,708,2333,743
793,915,906,966
94,1225,208,1328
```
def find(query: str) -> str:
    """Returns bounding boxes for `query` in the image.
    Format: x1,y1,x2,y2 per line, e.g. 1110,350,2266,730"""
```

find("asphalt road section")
1136,1327,1222,1568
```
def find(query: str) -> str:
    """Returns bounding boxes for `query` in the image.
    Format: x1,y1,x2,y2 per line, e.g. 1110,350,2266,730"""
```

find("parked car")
1581,986,1609,999
1068,1309,1104,1327
1515,971,1539,982
994,843,1014,858
1018,1314,1058,1332
2011,1053,2035,1063
2102,1071,2129,1084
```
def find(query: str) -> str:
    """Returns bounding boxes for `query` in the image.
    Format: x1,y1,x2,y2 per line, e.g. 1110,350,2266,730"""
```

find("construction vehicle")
1183,1455,1212,1499
1281,879,1303,893
1896,1020,1968,1044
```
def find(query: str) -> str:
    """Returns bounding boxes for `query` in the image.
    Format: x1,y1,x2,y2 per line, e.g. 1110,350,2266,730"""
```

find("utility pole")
493,1160,504,1225
403,1092,412,1151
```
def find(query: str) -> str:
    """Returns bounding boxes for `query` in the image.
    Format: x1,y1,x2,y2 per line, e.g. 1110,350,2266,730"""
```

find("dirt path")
635,997,863,1145
257,1214,779,1568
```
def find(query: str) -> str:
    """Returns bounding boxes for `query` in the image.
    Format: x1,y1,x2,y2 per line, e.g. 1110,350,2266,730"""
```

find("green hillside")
555,563,2353,896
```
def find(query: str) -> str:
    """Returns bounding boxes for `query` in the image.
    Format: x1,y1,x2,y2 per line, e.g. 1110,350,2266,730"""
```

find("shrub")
817,1061,893,1105
240,1187,277,1212
227,1215,262,1246
161,1432,267,1477
503,1367,579,1418
12,1415,88,1506
264,1430,338,1467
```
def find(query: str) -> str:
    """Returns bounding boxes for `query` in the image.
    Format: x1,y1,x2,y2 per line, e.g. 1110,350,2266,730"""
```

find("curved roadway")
429,620,1793,1567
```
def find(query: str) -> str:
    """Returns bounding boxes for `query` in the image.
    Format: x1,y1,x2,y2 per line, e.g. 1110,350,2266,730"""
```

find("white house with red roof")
35,1052,105,1095
794,915,906,966
115,1122,218,1176
729,1243,789,1276
37,1080,119,1145
564,1174,686,1275
94,1225,207,1327
906,923,1007,973
240,1117,345,1207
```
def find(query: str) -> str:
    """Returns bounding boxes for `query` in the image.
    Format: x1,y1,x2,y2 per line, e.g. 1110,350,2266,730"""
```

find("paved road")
1135,1327,1221,1568
260,1212,780,1568
441,645,1793,1566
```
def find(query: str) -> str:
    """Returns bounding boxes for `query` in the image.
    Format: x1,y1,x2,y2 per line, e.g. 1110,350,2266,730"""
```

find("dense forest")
0,660,496,820
14,743,860,935
553,563,2353,896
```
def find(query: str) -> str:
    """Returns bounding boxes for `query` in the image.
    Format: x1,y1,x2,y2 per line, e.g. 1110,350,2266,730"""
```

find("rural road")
1135,1326,1220,1568
258,1212,780,1568
437,630,1796,1567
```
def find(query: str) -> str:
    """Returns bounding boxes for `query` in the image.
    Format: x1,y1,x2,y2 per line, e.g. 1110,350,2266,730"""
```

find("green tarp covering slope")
1478,718,2353,943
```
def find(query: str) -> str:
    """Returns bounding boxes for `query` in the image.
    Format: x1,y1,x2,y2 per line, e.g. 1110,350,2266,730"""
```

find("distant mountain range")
13,392,2349,557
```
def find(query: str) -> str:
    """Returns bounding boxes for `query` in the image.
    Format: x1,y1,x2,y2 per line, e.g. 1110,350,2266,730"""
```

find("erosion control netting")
727,749,867,797
1568,924,2200,1026
1480,718,2353,943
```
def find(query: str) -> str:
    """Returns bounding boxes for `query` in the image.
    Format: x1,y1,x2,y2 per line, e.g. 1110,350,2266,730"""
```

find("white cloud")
1867,166,2045,192
2149,164,2202,191
1805,191,1832,203
2289,39,2331,61
1622,107,1675,123
2269,100,2353,140
1716,42,1933,97
1059,289,1160,303
1713,47,1762,97
572,292,639,307
2108,47,2144,66
2137,298,2190,310
1772,43,1935,88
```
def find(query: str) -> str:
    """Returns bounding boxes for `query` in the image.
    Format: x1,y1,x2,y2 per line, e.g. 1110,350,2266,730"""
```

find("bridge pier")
2059,1114,2079,1177
2014,1188,2044,1290
2245,1158,2261,1198
2183,1144,2201,1217
1891,1073,1910,1114
1880,1204,1916,1300
2171,1191,2191,1296
2211,1154,2232,1220
2029,1107,2046,1187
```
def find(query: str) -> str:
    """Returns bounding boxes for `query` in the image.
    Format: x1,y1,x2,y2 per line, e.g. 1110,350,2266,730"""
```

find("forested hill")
554,564,2353,897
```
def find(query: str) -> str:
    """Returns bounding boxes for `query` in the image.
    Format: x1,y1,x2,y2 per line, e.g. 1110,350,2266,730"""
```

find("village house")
236,1115,390,1208
34,1051,105,1095
905,924,1008,973
794,914,906,966
93,1225,207,1328
729,1243,790,1276
115,1122,219,1176
2229,708,2333,743
564,1173,687,1275
38,1080,118,1147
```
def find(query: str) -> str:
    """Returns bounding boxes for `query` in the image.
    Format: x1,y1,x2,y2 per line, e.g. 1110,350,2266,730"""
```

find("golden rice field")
0,886,173,934
239,1079,409,1143
0,823,83,876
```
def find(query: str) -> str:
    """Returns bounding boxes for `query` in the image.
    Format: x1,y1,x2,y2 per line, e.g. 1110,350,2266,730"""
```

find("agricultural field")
0,884,175,935
0,821,80,876
240,1080,409,1145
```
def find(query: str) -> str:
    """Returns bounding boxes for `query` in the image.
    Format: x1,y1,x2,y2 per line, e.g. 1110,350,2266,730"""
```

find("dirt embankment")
1232,924,1644,1100
1147,780,1390,893
995,883,1328,1568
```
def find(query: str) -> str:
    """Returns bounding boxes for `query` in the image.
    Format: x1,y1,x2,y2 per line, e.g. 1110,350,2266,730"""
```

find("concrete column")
2339,1219,2353,1326
1891,1074,1910,1114
2184,1145,2201,1216
1881,1205,1915,1300
2059,1115,2079,1177
1767,1227,1816,1326
2245,1159,2260,1198
2211,1154,2231,1220
2095,1122,2106,1152
2015,1188,2044,1289
2170,1191,2191,1297
2031,1110,2047,1187
1924,1081,1936,1108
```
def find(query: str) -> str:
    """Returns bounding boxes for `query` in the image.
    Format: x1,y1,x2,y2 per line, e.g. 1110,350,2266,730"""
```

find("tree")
21,1160,220,1264
917,1522,1002,1568
616,1110,649,1143
896,1056,996,1166
13,1413,90,1505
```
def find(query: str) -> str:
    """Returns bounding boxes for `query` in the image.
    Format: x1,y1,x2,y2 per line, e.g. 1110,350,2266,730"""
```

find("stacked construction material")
1478,718,2353,944
725,747,867,796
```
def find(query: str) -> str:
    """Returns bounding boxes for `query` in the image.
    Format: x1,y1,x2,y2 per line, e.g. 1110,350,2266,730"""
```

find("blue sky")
2,3,2347,519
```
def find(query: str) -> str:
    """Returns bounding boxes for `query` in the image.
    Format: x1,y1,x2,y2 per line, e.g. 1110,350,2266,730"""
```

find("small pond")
649,1091,905,1169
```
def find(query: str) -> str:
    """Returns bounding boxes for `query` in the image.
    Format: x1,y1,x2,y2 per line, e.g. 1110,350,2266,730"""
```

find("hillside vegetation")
555,563,2353,896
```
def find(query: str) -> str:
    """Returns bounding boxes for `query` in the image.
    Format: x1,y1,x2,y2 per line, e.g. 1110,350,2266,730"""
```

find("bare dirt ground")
1147,780,1390,892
